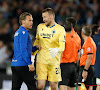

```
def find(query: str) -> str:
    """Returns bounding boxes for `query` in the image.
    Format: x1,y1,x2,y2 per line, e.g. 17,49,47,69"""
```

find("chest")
38,27,59,41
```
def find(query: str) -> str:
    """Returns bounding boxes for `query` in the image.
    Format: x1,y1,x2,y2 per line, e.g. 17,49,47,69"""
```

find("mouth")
30,25,33,27
45,20,47,22
44,21,47,23
29,25,32,29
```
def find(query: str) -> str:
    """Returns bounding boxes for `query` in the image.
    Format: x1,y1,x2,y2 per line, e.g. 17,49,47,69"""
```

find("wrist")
56,48,59,53
28,64,32,67
83,68,88,72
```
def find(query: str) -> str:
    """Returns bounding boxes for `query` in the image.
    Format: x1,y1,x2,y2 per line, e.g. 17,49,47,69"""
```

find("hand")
28,64,35,71
48,48,59,58
36,45,42,50
82,70,88,80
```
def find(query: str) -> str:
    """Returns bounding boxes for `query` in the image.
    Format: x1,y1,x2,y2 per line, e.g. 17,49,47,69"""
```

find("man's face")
42,12,52,26
23,15,33,29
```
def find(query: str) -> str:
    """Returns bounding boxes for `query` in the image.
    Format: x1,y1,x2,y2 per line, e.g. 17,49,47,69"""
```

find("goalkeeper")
33,8,65,90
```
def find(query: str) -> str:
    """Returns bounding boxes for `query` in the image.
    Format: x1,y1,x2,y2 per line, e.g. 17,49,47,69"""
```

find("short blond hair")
42,8,55,16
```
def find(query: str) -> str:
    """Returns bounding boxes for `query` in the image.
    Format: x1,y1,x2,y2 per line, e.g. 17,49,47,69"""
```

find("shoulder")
37,23,46,32
55,24,65,34
86,38,95,47
19,28,28,36
74,31,81,40
37,23,45,28
56,24,65,30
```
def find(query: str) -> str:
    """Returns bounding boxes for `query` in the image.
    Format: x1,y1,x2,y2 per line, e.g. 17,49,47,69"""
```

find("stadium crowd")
0,0,100,90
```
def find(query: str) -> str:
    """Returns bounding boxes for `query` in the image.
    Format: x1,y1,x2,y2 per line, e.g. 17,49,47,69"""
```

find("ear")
50,14,53,19
22,20,25,25
94,32,97,35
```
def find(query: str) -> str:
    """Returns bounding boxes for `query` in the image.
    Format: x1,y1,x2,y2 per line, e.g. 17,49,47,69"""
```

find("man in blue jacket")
11,12,38,90
93,26,100,90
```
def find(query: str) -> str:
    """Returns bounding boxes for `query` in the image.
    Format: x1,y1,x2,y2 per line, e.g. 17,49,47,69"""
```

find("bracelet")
83,68,88,72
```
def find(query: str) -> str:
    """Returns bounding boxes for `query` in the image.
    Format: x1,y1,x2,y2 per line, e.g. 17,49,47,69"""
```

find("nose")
31,21,33,25
43,18,45,22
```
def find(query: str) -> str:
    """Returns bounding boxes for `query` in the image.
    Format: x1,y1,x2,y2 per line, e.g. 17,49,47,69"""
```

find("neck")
49,20,55,27
71,27,74,31
66,31,71,34
21,25,28,30
83,36,89,41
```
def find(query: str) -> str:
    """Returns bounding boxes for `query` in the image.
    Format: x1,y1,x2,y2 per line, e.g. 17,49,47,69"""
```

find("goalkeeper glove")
48,48,59,58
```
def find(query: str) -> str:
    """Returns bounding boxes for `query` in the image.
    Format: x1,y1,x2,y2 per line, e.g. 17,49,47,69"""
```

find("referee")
11,12,38,90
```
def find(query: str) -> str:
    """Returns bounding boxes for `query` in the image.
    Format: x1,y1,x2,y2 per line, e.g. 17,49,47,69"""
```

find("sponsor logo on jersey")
40,33,54,39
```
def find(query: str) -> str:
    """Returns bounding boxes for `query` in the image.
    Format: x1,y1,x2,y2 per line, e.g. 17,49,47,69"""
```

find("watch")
83,68,88,72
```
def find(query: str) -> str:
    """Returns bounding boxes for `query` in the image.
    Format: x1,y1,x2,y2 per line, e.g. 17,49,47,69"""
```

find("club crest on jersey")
52,30,56,34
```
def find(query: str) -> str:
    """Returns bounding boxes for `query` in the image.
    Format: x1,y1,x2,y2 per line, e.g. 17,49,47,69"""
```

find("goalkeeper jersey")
34,23,65,65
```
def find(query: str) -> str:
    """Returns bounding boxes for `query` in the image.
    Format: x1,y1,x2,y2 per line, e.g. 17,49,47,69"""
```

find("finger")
31,69,34,71
39,47,41,50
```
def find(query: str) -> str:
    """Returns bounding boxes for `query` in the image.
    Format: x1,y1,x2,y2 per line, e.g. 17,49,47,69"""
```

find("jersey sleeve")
34,25,39,46
85,42,93,55
32,46,38,52
58,27,66,52
20,30,32,65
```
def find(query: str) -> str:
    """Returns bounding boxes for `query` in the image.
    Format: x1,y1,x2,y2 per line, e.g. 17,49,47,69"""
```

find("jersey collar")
46,24,56,28
20,26,30,32
50,24,55,28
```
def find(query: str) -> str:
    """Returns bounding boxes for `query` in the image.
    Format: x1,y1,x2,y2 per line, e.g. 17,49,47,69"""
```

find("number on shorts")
55,68,59,74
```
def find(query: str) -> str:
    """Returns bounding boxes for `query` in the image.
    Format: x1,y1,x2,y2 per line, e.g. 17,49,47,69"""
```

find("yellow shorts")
36,63,62,82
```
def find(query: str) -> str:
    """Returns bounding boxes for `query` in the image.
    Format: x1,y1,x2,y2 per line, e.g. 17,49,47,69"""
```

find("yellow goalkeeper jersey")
34,23,65,65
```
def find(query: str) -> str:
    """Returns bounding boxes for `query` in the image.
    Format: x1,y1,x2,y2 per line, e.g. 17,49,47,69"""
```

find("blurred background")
0,0,100,89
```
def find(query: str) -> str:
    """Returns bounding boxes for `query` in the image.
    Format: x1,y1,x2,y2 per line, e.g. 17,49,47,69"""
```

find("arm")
34,26,39,46
32,46,38,52
84,54,93,70
48,27,65,58
82,54,93,80
33,26,40,56
58,28,66,52
58,41,65,53
77,38,81,62
82,45,93,80
77,50,81,63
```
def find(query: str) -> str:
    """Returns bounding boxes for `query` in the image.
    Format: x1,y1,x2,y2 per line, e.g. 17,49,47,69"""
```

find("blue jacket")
93,30,100,77
11,26,37,66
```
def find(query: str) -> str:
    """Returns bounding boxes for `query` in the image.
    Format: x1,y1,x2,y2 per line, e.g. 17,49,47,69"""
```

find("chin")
45,23,49,26
29,26,32,29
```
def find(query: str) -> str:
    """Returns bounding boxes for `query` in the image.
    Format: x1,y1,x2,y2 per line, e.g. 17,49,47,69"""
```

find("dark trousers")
11,66,37,90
